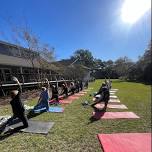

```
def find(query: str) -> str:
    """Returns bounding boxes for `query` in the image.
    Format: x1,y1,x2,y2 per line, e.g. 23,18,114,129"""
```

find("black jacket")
97,86,110,102
10,86,25,116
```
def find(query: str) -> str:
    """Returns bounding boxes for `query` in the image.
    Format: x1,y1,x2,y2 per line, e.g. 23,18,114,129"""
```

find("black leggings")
62,88,68,97
52,94,59,101
7,113,28,128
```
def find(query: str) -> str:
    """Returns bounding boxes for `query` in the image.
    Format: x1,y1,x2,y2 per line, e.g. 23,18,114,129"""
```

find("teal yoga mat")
48,107,64,113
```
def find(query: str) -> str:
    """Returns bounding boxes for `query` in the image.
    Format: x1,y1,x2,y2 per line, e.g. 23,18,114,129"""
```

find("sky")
0,0,151,61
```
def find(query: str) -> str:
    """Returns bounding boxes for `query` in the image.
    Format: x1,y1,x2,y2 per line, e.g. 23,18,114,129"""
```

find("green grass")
0,80,151,152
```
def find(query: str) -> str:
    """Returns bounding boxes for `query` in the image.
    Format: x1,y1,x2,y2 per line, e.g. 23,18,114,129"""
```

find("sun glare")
121,0,151,24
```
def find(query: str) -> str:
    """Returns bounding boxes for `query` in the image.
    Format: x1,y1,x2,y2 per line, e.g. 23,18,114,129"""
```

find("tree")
93,58,105,69
11,25,55,81
71,49,94,68
135,41,152,83
114,56,134,79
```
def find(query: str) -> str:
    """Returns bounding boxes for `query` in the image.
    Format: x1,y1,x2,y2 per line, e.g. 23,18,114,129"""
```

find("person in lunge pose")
70,82,76,95
75,80,80,93
79,80,83,91
91,82,110,111
5,76,28,130
61,82,68,98
50,83,59,103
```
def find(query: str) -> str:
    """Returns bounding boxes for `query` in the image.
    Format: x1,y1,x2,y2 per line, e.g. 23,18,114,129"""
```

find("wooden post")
0,81,6,96
37,68,40,82
20,67,24,84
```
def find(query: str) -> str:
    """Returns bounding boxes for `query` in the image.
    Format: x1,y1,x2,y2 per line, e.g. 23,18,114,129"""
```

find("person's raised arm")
45,78,50,89
12,76,22,94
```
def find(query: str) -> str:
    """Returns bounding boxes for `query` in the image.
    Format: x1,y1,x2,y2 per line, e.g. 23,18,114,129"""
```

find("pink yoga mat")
95,103,128,109
59,100,73,104
92,112,140,119
79,91,87,94
98,133,151,152
75,93,86,96
68,96,80,100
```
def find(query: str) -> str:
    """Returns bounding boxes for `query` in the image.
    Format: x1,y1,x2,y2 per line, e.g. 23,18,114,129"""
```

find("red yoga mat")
75,93,86,96
98,133,151,152
92,112,140,119
59,99,73,104
95,103,128,109
68,96,80,100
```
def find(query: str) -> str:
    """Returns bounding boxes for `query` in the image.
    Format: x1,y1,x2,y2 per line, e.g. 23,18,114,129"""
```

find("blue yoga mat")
48,107,64,113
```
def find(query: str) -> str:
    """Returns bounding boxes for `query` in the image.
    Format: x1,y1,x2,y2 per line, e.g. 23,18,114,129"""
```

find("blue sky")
0,0,151,61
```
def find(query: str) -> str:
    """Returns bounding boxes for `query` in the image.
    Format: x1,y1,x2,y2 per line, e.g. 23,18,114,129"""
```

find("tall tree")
136,41,152,83
114,56,134,79
71,49,94,68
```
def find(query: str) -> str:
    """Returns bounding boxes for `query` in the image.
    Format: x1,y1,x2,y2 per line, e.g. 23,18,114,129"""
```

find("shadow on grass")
111,79,151,85
88,110,105,124
88,116,100,124
0,110,45,140
0,125,27,141
126,80,152,85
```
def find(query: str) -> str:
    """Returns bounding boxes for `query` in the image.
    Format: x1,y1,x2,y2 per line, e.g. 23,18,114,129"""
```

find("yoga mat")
107,104,128,109
110,89,118,91
48,107,64,113
83,89,90,92
109,99,120,103
92,112,140,119
98,133,151,152
75,93,86,96
110,91,117,93
79,91,87,93
110,93,115,95
95,103,128,109
59,95,65,100
110,95,118,99
59,100,73,104
5,120,54,135
80,91,87,93
68,96,80,100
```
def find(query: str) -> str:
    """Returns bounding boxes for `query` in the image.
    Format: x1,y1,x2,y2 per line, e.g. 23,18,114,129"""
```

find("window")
4,69,11,82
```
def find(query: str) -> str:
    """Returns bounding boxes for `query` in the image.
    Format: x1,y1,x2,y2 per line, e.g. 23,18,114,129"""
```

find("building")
0,40,67,96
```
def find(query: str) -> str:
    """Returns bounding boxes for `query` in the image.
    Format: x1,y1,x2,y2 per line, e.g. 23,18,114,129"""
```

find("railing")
1,80,72,87
0,79,74,97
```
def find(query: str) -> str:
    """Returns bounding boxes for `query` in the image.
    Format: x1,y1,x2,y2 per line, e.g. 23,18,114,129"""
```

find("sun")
121,0,151,24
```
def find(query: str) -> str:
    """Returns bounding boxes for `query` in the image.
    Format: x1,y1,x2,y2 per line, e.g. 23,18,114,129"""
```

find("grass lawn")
0,79,151,152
